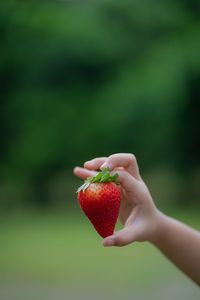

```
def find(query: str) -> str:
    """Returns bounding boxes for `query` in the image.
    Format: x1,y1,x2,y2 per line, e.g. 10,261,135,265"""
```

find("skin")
74,153,200,286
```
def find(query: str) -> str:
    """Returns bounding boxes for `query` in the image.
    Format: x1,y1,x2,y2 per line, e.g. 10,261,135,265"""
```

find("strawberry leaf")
76,181,90,193
76,167,119,192
91,172,102,183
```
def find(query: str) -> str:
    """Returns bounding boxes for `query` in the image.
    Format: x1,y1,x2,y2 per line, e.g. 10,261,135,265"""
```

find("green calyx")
76,168,119,192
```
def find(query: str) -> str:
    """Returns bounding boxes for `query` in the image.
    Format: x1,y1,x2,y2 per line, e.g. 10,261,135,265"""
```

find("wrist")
149,210,169,245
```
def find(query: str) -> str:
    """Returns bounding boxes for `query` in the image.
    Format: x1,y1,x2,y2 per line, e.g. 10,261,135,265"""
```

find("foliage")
0,0,200,208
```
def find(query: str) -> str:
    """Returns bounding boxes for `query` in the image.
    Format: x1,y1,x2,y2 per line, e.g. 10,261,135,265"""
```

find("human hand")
74,153,162,247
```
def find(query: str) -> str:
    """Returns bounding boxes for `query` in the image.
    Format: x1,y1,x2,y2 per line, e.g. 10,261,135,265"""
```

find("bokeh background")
0,0,200,299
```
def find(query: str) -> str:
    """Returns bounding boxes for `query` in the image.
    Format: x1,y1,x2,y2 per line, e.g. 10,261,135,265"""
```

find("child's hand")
74,153,200,285
74,153,161,247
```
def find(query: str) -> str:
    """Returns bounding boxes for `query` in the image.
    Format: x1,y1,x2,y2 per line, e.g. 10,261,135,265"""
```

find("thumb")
102,226,136,247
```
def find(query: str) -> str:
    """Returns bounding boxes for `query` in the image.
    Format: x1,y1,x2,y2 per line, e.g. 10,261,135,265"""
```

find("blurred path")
0,278,199,300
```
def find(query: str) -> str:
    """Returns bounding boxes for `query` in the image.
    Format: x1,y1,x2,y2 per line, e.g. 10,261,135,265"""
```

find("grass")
0,209,199,299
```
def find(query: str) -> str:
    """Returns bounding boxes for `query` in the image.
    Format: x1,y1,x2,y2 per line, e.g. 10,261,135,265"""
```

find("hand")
74,153,162,247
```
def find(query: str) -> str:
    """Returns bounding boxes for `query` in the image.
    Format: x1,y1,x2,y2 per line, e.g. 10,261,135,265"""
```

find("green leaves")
99,168,119,183
90,168,119,184
76,168,119,192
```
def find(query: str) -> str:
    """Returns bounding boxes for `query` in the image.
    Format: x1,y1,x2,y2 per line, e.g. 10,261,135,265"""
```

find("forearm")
152,212,200,285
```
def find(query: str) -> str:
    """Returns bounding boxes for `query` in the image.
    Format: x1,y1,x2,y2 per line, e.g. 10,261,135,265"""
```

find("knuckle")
128,153,136,163
115,235,126,246
108,153,116,160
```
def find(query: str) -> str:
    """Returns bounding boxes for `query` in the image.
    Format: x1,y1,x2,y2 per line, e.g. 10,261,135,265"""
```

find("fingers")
73,167,97,180
74,166,142,203
101,153,140,180
112,169,141,203
103,226,136,247
77,153,140,180
74,157,106,180
84,157,107,170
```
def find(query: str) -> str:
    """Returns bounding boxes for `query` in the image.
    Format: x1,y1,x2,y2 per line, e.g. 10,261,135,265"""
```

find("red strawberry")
77,168,121,238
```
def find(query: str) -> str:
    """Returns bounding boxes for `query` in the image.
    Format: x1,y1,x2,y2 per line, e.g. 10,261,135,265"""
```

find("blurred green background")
0,0,200,299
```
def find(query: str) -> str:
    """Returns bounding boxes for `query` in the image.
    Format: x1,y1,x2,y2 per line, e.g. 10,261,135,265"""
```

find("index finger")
84,157,107,170
101,153,140,180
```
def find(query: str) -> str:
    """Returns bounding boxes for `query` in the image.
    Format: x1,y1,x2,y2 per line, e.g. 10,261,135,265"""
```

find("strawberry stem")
76,168,119,192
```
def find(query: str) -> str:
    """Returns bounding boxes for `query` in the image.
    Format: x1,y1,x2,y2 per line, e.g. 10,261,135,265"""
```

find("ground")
0,210,199,300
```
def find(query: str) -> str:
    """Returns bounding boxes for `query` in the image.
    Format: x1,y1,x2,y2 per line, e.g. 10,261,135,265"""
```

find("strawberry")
77,168,121,238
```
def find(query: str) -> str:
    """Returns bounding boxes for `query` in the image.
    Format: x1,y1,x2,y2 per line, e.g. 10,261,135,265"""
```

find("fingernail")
103,237,115,247
100,163,106,169
84,161,93,166
108,164,114,171
101,163,113,170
